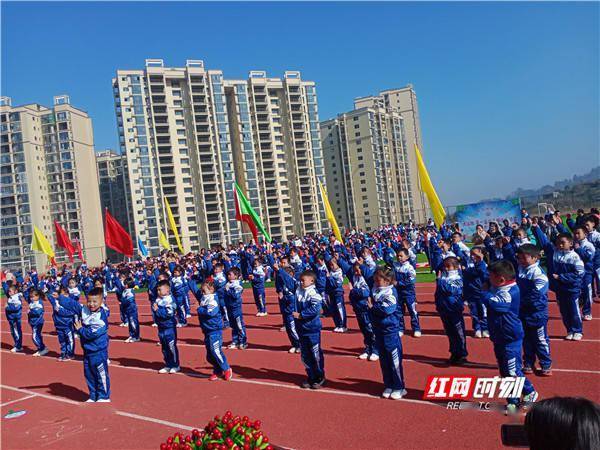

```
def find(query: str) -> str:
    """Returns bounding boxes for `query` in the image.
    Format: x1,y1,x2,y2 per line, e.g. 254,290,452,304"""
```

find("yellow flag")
159,230,171,250
164,198,184,253
31,225,55,258
415,144,446,227
319,181,343,243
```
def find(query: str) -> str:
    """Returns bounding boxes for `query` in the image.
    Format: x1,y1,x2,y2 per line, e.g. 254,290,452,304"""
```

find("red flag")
74,238,86,263
54,220,75,263
104,209,133,257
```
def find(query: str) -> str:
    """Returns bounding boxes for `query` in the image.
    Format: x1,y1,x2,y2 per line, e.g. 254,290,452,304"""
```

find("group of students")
3,208,599,411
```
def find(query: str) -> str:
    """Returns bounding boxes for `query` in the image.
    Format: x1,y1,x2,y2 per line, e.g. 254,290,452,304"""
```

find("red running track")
2,284,599,449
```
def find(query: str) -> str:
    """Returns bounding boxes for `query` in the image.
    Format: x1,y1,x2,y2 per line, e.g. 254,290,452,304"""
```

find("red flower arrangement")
160,411,274,450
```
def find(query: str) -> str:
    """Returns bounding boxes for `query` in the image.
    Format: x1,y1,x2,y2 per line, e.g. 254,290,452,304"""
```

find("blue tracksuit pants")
279,300,300,348
204,331,230,375
494,341,535,405
581,275,593,316
226,306,247,346
158,327,179,368
397,295,421,333
124,304,140,339
374,331,405,390
467,296,488,332
522,322,552,370
217,294,230,328
119,301,127,324
8,318,22,349
557,290,582,334
440,312,468,359
329,293,347,328
84,352,110,401
56,326,75,358
353,308,378,355
299,332,324,382
174,295,187,326
29,320,46,351
252,287,266,314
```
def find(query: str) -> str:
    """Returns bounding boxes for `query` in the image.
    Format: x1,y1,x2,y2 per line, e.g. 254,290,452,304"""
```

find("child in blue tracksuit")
115,276,140,343
369,267,406,400
462,246,489,338
4,283,23,352
394,248,421,337
27,289,48,356
224,268,247,349
483,261,538,413
435,257,468,364
326,259,347,332
250,260,267,316
313,254,329,315
49,287,79,360
533,225,585,340
196,280,232,381
582,215,600,299
73,287,111,402
349,264,378,361
573,226,596,320
293,270,325,389
170,266,188,327
515,244,552,375
152,280,180,373
276,262,301,353
212,263,230,329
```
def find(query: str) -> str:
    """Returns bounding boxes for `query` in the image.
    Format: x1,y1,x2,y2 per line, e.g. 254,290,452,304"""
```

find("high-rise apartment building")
321,105,414,231
96,149,131,260
354,86,427,222
113,59,324,254
0,96,104,271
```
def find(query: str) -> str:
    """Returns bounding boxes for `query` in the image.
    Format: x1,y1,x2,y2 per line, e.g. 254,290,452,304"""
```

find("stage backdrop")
454,198,521,237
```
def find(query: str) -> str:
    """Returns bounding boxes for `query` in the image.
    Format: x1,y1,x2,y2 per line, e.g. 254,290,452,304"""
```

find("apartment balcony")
149,75,163,83
263,170,276,180
194,115,209,124
291,105,302,112
192,95,206,103
161,168,175,176
159,155,174,164
269,216,280,225
162,177,176,186
259,132,271,141
196,125,210,133
193,106,207,114
156,136,171,145
261,151,274,161
163,187,176,196
151,95,166,104
204,194,218,204
256,114,269,123
191,86,205,93
158,146,172,155
255,105,268,113
153,106,167,115
155,126,169,135
198,144,212,154
150,85,164,94
197,136,211,144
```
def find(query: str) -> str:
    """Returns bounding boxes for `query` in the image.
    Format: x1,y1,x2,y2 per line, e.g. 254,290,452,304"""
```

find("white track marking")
115,411,196,431
0,393,37,407
2,330,599,374
1,385,79,405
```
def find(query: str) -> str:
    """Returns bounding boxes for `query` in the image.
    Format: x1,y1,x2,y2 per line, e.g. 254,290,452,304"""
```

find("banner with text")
455,198,521,237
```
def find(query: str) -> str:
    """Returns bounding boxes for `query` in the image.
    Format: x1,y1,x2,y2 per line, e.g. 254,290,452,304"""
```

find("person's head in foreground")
87,287,104,312
525,396,600,450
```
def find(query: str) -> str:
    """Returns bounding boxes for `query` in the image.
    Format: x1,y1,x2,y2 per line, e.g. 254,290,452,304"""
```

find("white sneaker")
10,347,22,353
565,333,574,340
96,398,111,403
33,351,41,357
85,398,95,403
124,337,132,343
176,323,183,328
413,331,422,338
572,333,583,341
169,367,181,374
107,359,111,365
583,315,593,321
156,341,161,346
38,348,49,356
333,327,340,333
159,367,170,374
358,352,369,360
129,338,140,343
475,330,483,338
338,327,348,333
522,391,539,403
119,323,127,327
228,343,238,349
368,354,380,362
398,331,404,337
151,323,158,327
390,389,408,400
288,347,297,354
482,331,490,338
256,312,262,317
279,326,286,332
382,388,393,399
186,314,192,319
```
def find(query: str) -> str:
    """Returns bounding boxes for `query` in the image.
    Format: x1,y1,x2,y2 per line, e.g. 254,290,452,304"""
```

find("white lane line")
3,330,600,374
115,411,196,431
0,393,37,407
0,384,207,433
0,350,442,408
1,385,79,405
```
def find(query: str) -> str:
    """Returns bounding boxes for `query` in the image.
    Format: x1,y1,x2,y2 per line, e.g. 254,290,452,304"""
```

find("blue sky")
2,2,598,205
